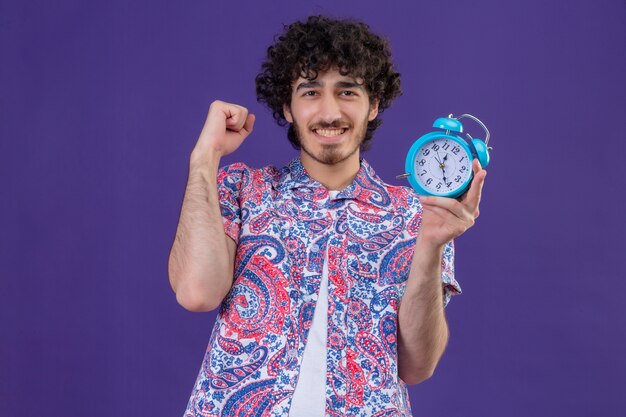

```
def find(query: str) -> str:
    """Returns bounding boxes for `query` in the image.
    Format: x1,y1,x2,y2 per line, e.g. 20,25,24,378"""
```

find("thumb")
242,113,255,136
235,113,255,142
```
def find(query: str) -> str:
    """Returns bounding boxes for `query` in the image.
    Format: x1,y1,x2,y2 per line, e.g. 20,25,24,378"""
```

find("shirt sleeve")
441,239,461,307
216,163,248,244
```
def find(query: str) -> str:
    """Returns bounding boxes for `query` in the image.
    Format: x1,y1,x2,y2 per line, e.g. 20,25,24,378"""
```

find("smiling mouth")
313,128,347,137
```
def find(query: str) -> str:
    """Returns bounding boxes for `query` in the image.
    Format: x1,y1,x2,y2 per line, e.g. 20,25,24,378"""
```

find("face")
283,69,379,166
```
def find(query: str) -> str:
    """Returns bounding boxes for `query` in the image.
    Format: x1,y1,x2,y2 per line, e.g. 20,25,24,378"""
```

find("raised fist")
192,100,255,161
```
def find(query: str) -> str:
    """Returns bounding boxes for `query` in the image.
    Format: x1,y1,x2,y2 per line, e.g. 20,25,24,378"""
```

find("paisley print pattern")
208,345,268,390
184,159,461,417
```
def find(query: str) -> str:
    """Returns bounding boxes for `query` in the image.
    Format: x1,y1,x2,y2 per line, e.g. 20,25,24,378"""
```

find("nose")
317,93,342,124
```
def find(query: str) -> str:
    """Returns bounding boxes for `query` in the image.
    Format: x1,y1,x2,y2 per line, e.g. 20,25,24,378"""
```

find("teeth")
315,128,346,137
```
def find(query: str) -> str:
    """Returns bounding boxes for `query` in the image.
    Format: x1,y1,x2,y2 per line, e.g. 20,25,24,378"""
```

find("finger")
422,203,455,219
463,162,487,211
206,101,242,128
238,113,255,140
457,160,482,203
472,158,482,173
224,106,249,132
419,196,466,220
242,113,255,135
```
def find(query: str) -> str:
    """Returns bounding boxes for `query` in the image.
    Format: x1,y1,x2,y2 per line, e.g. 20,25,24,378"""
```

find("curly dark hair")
255,15,402,151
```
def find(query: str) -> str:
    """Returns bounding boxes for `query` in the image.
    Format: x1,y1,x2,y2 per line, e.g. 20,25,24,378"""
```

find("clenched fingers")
222,105,249,132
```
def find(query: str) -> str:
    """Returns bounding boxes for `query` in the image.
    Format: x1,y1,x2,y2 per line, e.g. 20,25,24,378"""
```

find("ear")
283,104,293,123
368,99,379,122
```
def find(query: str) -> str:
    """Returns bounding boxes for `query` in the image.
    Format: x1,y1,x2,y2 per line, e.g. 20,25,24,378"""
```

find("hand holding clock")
417,159,486,248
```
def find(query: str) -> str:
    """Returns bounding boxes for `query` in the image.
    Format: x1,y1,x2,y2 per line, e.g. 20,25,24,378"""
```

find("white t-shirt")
289,191,339,416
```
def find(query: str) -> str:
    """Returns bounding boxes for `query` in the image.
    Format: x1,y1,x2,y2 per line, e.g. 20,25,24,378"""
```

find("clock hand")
442,154,450,186
436,151,447,182
436,152,446,169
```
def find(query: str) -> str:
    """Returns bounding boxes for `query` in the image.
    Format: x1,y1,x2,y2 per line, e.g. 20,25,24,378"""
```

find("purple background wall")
2,0,625,415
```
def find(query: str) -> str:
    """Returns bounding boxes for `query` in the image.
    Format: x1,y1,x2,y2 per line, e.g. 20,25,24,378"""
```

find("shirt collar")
275,158,394,211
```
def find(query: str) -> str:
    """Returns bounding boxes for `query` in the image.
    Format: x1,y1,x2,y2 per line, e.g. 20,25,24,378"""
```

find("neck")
299,151,361,191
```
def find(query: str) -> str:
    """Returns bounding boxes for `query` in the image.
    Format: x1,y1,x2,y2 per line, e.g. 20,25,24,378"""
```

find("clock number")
460,166,467,172
459,156,466,162
455,175,462,182
418,159,426,166
445,181,452,188
431,144,440,151
426,178,433,185
436,182,442,190
423,149,430,156
420,169,427,176
452,146,460,155
442,143,450,151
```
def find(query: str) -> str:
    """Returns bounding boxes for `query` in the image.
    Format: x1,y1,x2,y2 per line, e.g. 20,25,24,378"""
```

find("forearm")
397,237,450,384
168,150,234,311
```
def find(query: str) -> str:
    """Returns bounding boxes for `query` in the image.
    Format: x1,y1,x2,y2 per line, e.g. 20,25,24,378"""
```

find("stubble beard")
293,115,369,166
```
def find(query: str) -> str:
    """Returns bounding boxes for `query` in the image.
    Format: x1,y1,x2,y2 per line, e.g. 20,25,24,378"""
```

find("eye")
302,90,317,97
340,90,357,97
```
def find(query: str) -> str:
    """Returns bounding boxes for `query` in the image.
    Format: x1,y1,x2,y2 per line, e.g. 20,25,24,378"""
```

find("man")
169,16,486,417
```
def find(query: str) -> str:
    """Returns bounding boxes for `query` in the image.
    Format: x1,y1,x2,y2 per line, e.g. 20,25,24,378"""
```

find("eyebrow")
295,80,365,91
295,80,321,91
336,81,364,90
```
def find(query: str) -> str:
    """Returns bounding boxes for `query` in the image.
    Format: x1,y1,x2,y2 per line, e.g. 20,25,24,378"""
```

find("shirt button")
311,244,320,253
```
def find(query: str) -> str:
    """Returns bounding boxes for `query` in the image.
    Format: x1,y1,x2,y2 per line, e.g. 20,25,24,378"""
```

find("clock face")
412,137,472,195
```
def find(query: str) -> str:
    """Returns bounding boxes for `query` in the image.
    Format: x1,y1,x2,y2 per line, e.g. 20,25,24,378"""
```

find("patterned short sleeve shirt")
184,158,460,417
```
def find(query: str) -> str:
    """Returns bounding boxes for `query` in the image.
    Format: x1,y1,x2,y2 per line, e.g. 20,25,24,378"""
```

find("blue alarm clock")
398,114,491,198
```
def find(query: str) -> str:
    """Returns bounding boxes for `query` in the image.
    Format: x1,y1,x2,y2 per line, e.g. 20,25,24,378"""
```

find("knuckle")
208,100,223,115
